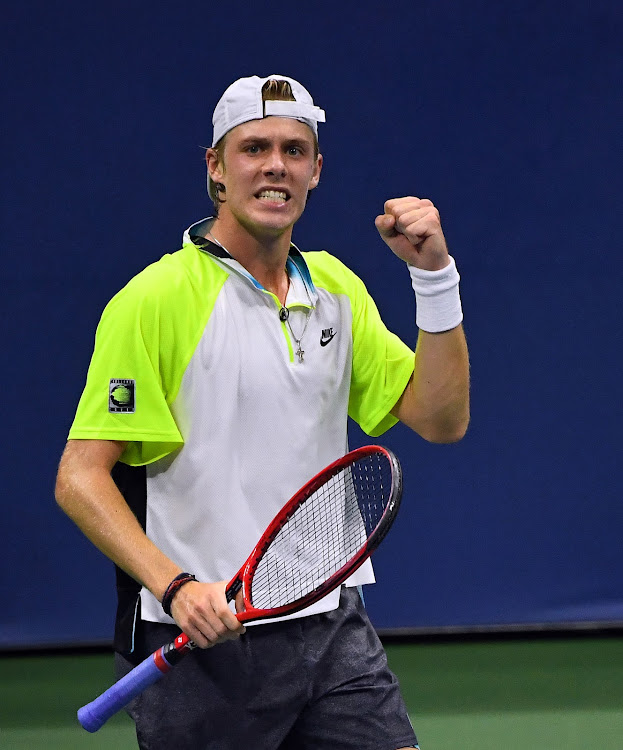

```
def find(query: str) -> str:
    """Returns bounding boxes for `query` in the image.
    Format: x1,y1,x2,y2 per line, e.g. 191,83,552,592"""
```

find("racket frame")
234,444,402,623
77,444,402,731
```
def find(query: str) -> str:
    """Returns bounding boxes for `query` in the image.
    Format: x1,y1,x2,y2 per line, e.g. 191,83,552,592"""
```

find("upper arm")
389,375,413,421
390,327,470,442
56,439,128,488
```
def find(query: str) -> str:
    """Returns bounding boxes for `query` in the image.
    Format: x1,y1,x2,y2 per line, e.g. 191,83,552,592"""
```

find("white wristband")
408,256,463,333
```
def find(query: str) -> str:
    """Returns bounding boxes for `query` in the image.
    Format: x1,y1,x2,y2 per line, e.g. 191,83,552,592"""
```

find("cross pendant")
295,344,304,363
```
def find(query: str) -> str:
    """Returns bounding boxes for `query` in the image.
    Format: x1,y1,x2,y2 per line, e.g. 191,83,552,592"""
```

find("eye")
287,146,303,156
246,144,261,154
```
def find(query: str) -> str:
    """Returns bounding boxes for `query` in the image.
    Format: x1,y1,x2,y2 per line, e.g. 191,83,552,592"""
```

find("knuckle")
394,216,406,233
212,601,232,620
212,621,229,637
189,627,209,649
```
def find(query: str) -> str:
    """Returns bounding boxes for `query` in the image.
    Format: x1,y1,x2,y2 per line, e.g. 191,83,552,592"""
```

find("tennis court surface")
2,635,622,749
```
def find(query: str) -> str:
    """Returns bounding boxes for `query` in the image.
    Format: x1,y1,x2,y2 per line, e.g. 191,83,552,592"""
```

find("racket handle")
77,647,169,732
78,585,238,732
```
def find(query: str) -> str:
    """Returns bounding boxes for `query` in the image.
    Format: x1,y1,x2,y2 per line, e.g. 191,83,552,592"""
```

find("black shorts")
115,587,419,750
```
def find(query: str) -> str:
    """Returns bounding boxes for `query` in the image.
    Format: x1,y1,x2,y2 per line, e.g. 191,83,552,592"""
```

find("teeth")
258,190,287,201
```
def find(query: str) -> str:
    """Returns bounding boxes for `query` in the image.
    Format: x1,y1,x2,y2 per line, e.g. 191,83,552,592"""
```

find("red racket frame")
77,444,402,731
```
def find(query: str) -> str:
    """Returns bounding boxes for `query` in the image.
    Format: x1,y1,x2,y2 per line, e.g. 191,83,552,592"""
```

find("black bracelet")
161,572,197,616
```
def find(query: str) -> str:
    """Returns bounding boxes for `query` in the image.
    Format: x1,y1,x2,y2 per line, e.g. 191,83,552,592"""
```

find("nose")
263,147,287,178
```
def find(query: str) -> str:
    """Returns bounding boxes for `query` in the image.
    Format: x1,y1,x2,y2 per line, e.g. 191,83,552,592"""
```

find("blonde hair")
207,80,319,213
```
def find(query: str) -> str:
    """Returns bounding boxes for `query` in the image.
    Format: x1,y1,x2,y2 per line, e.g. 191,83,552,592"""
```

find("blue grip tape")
78,651,165,732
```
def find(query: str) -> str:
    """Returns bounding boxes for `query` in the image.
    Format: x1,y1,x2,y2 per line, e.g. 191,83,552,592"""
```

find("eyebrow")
237,136,312,150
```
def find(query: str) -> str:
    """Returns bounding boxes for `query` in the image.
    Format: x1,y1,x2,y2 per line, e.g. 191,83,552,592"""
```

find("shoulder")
103,244,229,321
302,249,367,299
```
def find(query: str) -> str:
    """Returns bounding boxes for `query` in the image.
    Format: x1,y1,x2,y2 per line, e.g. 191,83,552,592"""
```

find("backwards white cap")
211,74,326,146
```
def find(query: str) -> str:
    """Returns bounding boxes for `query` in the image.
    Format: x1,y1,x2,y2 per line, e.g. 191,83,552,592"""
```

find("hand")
375,197,450,271
170,580,246,648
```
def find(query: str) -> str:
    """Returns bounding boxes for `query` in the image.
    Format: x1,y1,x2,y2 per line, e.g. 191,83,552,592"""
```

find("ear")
308,152,323,191
206,148,225,183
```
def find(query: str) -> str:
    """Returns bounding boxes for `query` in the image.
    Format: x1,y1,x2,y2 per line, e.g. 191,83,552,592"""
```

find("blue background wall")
3,1,622,647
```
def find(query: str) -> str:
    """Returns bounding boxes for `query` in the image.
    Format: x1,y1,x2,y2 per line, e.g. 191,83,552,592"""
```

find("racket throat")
226,576,243,602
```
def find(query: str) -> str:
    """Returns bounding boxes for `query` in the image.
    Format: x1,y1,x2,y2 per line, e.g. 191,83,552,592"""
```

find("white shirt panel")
140,262,374,625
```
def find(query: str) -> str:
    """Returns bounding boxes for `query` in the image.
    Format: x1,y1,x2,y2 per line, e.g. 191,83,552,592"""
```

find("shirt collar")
183,217,317,306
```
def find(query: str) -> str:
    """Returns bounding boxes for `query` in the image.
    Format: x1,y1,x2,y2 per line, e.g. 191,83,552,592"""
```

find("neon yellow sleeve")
348,272,415,436
68,247,228,465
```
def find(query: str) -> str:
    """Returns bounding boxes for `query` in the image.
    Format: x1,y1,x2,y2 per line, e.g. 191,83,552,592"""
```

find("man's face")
208,117,322,239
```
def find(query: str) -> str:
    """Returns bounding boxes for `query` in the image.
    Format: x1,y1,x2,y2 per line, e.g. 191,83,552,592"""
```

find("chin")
250,205,303,232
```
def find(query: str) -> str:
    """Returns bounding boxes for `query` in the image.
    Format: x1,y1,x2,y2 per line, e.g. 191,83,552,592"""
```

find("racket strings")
250,454,393,609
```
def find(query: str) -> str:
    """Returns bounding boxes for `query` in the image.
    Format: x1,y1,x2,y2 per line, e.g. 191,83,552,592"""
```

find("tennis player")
56,74,469,748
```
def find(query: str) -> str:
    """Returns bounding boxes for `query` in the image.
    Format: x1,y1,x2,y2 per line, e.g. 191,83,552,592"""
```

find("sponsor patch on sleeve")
109,379,136,413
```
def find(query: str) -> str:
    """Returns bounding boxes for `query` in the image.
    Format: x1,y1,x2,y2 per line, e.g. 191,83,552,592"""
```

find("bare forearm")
55,442,181,601
393,324,470,442
56,440,245,648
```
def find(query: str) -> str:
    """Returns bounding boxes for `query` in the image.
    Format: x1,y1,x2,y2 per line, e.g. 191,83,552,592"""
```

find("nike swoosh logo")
320,332,336,346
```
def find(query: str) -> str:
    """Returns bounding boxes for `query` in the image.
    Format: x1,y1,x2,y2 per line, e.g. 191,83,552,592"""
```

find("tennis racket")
78,444,402,732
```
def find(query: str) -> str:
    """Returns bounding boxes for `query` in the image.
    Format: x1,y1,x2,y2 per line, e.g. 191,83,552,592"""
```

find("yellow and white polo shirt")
69,218,414,629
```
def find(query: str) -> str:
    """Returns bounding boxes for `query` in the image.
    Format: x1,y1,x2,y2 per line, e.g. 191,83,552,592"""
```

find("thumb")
375,213,397,239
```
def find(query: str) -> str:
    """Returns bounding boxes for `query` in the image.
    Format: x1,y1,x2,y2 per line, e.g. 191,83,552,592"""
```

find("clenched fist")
375,197,450,271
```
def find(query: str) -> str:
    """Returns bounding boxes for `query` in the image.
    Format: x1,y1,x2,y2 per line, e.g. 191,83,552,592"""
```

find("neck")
208,214,293,304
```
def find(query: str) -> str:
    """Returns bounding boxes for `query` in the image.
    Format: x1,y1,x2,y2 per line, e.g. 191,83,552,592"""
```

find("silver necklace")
206,231,314,363
279,302,314,363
